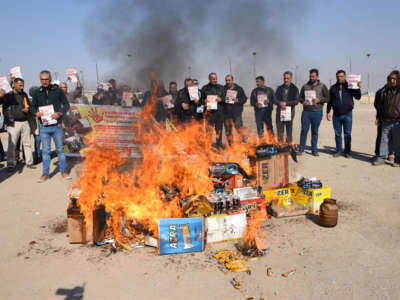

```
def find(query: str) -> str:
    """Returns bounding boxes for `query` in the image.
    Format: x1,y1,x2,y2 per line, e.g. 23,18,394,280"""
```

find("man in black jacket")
274,71,299,143
223,75,247,145
30,70,70,182
250,76,275,137
2,78,34,171
175,78,203,123
373,71,400,166
201,73,225,148
327,70,362,157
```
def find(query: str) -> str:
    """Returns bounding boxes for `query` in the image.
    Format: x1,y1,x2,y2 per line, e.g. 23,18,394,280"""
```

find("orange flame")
243,209,267,251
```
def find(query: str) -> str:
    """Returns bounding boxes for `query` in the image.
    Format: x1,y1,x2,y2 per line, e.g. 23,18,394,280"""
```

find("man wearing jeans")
31,70,71,182
373,71,400,167
326,70,362,158
298,69,329,156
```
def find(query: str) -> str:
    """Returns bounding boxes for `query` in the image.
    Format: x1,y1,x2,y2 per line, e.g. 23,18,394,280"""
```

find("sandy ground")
0,103,399,300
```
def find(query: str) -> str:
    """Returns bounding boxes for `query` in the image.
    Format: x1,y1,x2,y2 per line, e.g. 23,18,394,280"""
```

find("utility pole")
96,61,99,86
349,56,352,73
294,65,299,86
188,66,192,78
252,52,257,79
366,53,371,103
228,57,232,75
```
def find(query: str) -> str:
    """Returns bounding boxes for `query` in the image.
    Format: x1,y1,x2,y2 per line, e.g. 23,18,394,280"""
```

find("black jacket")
273,83,299,117
175,87,203,122
201,83,225,115
377,86,400,122
223,83,247,116
30,84,70,124
2,90,30,126
250,86,275,112
327,82,361,115
374,85,385,120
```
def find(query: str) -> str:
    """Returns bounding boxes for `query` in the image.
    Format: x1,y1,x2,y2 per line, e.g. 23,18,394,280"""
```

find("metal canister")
319,198,338,227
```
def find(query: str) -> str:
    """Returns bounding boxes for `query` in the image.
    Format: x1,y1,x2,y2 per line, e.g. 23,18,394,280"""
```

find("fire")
243,209,267,251
72,83,281,246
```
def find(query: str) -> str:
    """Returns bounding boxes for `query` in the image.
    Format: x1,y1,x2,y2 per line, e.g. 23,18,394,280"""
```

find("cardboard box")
206,212,247,243
250,153,289,191
158,217,204,255
263,187,291,205
240,197,266,220
290,185,331,214
226,174,244,190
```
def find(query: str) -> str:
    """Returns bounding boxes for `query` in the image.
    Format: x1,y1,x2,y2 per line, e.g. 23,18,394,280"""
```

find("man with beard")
373,71,400,167
201,73,225,148
326,70,362,158
223,75,247,145
273,71,299,143
298,69,329,156
250,76,275,137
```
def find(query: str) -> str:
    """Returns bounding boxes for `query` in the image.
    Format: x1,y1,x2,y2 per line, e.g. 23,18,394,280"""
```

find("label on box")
240,198,266,220
158,217,204,255
206,212,246,243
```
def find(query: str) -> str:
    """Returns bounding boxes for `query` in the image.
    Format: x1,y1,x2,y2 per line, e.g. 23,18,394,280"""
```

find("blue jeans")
299,110,323,152
378,121,400,163
33,134,42,164
40,124,67,175
333,112,352,153
254,109,273,137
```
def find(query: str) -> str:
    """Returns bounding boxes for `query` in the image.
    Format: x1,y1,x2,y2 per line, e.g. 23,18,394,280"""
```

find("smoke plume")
84,0,307,91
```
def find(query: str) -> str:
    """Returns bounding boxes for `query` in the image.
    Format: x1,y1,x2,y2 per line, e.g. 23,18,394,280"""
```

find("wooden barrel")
319,198,338,227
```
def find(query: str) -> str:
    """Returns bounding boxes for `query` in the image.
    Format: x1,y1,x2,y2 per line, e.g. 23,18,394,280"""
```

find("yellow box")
263,187,291,206
291,185,331,214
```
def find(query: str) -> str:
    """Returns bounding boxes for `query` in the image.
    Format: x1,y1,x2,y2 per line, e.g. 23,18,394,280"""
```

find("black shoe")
296,151,303,156
312,151,319,157
332,152,342,158
7,166,15,173
26,164,36,169
343,153,351,158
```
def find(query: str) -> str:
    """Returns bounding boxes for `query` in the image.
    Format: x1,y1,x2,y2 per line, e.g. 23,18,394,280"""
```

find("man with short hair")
169,81,178,103
373,71,400,167
175,78,203,123
298,69,329,156
201,73,225,148
30,70,71,182
250,76,275,137
327,70,362,158
107,79,120,105
274,71,299,143
223,75,247,145
2,78,34,171
60,73,87,104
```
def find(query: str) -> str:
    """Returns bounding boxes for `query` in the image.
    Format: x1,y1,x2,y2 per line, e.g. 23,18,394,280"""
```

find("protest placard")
188,86,199,101
280,106,292,122
66,67,78,83
257,93,268,107
39,105,58,126
160,94,174,109
0,75,12,93
305,90,316,105
10,66,22,79
206,95,218,110
122,91,133,107
347,74,361,89
226,89,237,104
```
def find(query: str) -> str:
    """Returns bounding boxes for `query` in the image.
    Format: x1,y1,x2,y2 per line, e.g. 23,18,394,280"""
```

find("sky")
1,0,399,93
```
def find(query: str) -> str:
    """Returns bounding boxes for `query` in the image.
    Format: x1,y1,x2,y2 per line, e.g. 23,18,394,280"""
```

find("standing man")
201,73,225,148
2,78,34,171
274,71,299,143
30,70,71,182
327,70,362,158
60,73,88,104
0,88,7,162
298,69,329,156
250,76,275,137
223,75,247,145
373,71,400,167
169,81,178,103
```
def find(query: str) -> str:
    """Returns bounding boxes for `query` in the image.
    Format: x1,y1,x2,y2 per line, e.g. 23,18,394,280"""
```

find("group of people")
0,66,399,184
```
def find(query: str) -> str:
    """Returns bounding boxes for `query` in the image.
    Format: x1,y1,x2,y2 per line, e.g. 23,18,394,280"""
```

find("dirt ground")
0,103,399,300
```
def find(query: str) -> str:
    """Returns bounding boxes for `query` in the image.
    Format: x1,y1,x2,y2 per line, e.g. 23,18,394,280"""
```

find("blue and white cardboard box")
158,217,204,255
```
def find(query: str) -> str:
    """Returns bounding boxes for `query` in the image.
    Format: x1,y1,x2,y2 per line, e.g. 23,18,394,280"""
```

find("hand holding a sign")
51,112,61,119
327,113,332,121
216,96,222,103
280,101,286,109
313,98,320,104
182,103,189,110
0,89,5,98
357,81,362,88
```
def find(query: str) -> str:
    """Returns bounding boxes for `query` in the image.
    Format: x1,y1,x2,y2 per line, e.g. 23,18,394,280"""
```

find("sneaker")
332,152,342,158
38,174,50,183
388,154,395,163
372,160,385,166
26,164,36,169
312,151,319,157
343,153,351,158
61,172,72,180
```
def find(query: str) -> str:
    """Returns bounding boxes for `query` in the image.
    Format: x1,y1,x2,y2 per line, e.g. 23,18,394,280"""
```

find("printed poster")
206,95,218,110
0,75,12,93
305,90,316,105
188,86,199,101
39,105,57,125
160,94,174,109
10,66,22,79
122,91,134,107
226,89,237,104
257,93,268,107
347,74,361,89
280,106,292,122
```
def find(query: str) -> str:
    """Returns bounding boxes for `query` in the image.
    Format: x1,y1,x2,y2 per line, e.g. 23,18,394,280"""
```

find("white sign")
99,82,110,91
206,95,218,110
347,74,361,89
206,212,247,243
188,86,199,101
226,89,237,104
160,94,174,109
122,91,133,107
39,105,57,125
305,90,316,105
280,106,292,122
66,67,78,83
196,105,204,113
0,75,12,93
10,66,22,79
257,93,268,107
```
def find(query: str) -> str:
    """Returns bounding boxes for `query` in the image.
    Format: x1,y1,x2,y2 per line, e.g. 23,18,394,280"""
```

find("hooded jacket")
327,81,361,115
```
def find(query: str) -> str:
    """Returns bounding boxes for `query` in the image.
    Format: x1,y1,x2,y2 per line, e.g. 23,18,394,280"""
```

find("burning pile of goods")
66,99,336,256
